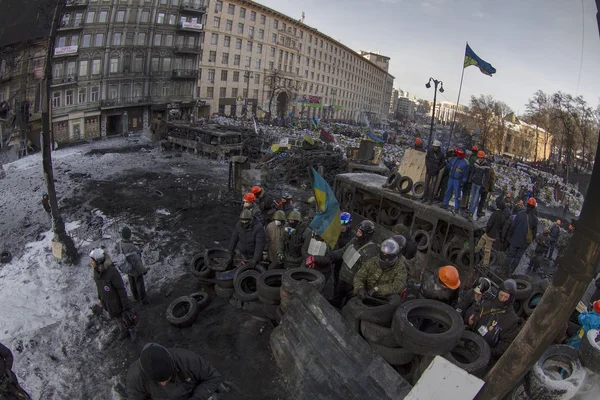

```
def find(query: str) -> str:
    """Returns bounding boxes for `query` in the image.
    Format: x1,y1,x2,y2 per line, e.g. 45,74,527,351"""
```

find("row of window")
66,7,202,26
204,69,261,85
53,55,196,77
214,1,264,24
57,31,200,49
204,86,258,100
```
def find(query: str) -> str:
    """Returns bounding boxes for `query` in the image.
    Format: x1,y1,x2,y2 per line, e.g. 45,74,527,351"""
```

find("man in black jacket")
115,226,149,305
127,343,222,400
228,210,266,267
504,198,538,276
423,140,445,204
90,248,136,341
474,202,506,266
1,342,31,399
465,279,520,362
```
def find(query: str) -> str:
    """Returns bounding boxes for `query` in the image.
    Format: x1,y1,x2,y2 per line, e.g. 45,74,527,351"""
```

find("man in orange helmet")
418,265,461,306
504,197,538,276
243,192,263,225
414,138,425,152
251,185,275,222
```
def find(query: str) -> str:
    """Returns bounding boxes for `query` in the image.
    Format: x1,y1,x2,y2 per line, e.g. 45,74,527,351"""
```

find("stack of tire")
512,276,548,320
343,298,493,383
166,291,210,328
382,171,426,200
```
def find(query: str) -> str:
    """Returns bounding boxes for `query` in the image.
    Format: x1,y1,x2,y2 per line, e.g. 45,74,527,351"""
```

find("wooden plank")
397,148,427,183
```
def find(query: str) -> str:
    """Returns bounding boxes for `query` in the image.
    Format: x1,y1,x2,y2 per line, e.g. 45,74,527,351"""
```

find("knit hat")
140,343,175,382
121,226,132,240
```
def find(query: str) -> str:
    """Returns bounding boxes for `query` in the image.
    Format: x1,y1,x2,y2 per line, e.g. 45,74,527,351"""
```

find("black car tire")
257,270,284,301
189,254,213,279
392,299,464,356
189,291,210,312
360,320,399,348
233,269,260,302
345,296,400,325
524,345,585,399
280,268,326,311
523,290,544,317
412,230,430,252
579,329,600,374
369,343,416,366
0,251,12,264
166,296,200,328
442,330,491,377
397,176,413,194
412,181,426,199
385,171,402,190
205,248,231,271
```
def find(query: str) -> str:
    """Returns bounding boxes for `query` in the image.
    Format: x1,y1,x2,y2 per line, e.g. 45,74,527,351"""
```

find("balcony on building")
178,21,203,32
51,74,78,87
175,44,202,54
57,20,84,31
52,101,99,116
53,45,79,58
64,0,88,9
180,1,207,15
100,96,152,110
171,69,198,79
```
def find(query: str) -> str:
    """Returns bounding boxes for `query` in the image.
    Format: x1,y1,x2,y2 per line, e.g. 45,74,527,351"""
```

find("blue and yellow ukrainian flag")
309,168,341,249
464,44,496,76
312,116,318,129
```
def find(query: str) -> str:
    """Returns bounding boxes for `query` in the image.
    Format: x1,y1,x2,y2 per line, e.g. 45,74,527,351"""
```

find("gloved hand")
357,287,366,300
278,254,285,263
305,256,315,268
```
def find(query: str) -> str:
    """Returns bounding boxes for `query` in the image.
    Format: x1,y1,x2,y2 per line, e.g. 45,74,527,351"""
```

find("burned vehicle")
166,123,243,159
334,173,487,285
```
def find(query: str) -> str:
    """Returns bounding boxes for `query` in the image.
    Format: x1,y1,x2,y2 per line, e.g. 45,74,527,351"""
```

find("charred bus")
166,123,243,159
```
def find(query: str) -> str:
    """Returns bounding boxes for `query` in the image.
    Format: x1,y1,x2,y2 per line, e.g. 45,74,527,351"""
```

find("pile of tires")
256,270,285,322
382,171,414,195
524,345,586,399
166,291,210,328
522,279,548,318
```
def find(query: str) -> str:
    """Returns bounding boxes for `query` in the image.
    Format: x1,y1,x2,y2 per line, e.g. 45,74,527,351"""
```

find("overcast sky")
257,0,600,113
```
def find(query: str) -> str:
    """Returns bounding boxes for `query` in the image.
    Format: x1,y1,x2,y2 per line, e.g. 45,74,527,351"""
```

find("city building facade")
434,101,469,125
503,115,552,161
396,96,415,120
389,88,398,118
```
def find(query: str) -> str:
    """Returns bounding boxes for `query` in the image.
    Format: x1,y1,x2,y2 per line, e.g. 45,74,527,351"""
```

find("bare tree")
466,95,498,151
525,90,552,160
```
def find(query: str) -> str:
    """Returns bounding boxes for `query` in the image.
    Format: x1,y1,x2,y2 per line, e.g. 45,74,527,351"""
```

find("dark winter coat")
115,240,147,277
335,228,355,250
277,223,311,268
228,219,266,263
418,273,459,307
455,289,478,321
467,298,520,358
94,261,130,318
257,191,276,220
508,208,538,248
470,159,491,187
467,154,478,183
483,167,496,192
127,347,223,400
447,157,470,182
486,209,506,240
549,224,560,242
0,342,14,382
534,233,551,254
0,342,27,399
425,148,445,174
329,237,379,284
397,233,418,261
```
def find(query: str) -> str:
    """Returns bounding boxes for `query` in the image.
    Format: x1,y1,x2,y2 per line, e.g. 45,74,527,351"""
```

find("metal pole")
447,65,466,150
428,81,438,148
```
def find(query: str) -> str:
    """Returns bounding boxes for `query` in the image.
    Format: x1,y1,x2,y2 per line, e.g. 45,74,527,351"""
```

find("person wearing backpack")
115,227,149,305
503,198,538,277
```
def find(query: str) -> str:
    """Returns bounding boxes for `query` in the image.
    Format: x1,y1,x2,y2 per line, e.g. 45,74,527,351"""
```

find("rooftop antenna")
301,11,305,23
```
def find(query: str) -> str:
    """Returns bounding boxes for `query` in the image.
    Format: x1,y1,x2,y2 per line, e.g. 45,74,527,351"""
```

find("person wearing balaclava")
465,279,520,360
276,210,311,269
90,248,135,341
228,209,265,268
127,343,222,399
264,210,286,268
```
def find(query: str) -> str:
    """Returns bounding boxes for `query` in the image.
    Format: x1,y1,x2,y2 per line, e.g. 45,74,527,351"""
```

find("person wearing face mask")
90,248,136,341
353,238,407,299
465,279,520,360
228,210,265,268
323,220,378,308
242,192,263,225
276,210,311,269
264,210,286,268
127,343,222,400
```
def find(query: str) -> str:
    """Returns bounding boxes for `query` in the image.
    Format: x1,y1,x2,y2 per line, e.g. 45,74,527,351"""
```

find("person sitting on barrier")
276,210,311,269
456,277,493,321
354,238,408,299
323,220,379,308
465,279,520,360
228,210,265,268
418,265,461,307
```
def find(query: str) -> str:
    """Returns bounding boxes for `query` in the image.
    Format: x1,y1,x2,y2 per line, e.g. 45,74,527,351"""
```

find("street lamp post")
243,70,253,117
425,77,444,149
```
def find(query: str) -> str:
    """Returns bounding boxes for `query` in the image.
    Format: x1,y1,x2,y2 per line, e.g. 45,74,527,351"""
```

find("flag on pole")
309,168,341,249
464,44,496,76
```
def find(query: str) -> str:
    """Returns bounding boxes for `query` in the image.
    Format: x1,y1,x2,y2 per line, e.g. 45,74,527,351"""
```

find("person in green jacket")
354,238,407,299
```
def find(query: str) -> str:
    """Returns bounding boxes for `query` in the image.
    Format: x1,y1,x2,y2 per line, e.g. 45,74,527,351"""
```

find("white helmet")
89,248,105,263
433,140,442,147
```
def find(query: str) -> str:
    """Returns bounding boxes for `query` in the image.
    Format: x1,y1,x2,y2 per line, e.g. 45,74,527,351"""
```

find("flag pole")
447,42,467,150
